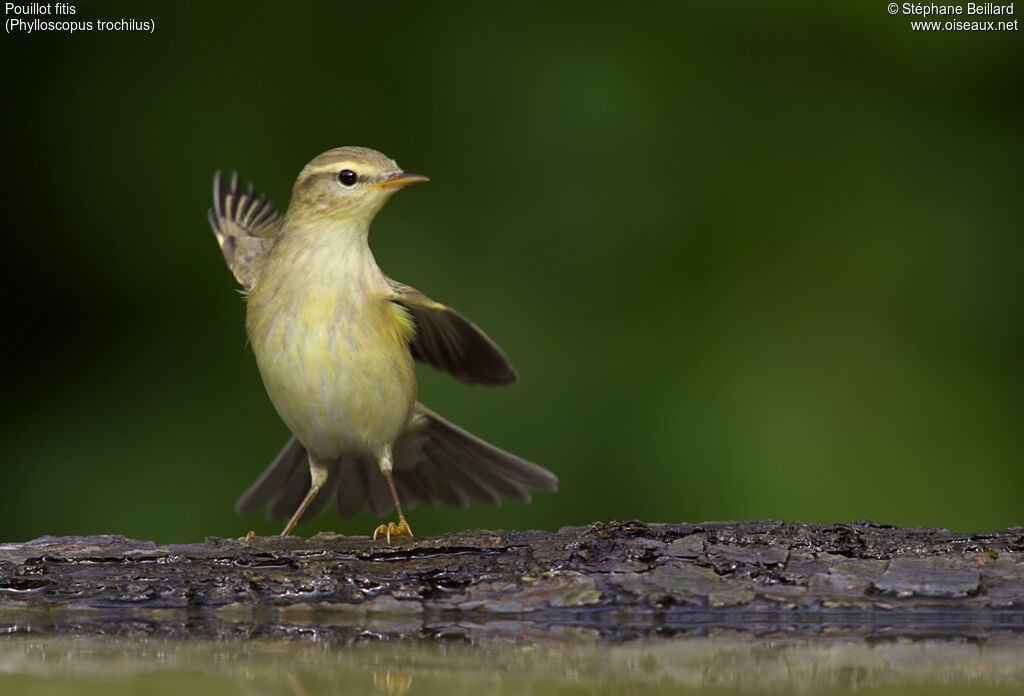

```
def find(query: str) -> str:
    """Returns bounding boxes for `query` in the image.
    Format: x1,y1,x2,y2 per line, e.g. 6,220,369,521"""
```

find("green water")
2,636,1022,695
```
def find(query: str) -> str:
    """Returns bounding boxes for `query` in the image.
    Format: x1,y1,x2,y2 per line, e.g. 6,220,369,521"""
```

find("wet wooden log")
1,520,1022,643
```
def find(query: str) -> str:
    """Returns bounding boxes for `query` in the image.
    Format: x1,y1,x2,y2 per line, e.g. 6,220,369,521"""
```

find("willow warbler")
207,147,557,541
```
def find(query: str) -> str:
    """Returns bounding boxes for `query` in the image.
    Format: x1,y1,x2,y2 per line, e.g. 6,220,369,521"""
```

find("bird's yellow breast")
245,227,416,460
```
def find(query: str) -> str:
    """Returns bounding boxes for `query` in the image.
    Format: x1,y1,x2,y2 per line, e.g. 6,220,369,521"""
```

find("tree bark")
2,520,1022,643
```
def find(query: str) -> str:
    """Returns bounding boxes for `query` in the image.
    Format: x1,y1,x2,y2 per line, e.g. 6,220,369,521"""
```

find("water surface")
2,634,1023,695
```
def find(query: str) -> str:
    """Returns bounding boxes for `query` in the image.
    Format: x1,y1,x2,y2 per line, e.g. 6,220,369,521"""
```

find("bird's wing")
387,278,519,386
207,170,283,290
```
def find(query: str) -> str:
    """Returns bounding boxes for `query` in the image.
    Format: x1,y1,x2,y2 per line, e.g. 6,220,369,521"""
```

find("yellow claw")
372,519,414,544
238,530,257,541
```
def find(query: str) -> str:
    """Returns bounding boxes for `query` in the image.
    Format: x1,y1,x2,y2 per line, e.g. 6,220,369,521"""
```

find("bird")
207,146,557,541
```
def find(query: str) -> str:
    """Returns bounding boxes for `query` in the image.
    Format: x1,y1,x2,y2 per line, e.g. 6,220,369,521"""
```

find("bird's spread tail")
235,403,557,525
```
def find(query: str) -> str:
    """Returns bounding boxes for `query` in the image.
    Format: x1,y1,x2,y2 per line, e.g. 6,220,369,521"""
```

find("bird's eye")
338,169,358,186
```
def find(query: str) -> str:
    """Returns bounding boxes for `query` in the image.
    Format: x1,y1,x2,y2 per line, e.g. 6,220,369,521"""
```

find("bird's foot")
238,530,256,541
373,519,414,544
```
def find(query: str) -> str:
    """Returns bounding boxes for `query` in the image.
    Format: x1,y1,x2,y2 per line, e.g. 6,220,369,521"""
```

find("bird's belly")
250,300,416,460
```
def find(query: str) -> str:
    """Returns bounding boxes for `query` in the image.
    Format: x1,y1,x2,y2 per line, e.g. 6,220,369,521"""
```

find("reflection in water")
0,635,1023,695
373,670,413,695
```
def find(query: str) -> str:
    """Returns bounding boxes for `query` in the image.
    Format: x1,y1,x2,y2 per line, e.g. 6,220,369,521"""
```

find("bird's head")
286,146,428,227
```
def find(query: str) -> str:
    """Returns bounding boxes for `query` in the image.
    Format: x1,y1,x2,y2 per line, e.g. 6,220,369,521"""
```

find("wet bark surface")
2,520,1023,644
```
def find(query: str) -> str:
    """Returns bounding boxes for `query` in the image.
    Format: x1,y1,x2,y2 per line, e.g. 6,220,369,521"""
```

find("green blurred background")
2,1,1021,543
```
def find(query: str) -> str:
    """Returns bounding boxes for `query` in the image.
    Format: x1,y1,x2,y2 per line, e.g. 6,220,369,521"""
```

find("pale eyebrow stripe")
305,162,356,175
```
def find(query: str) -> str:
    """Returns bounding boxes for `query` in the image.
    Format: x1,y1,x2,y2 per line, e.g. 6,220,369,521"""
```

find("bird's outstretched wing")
388,279,519,386
207,171,283,289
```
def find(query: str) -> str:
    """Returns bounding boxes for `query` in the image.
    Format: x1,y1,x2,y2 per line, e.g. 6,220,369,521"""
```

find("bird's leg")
280,454,328,536
372,447,413,543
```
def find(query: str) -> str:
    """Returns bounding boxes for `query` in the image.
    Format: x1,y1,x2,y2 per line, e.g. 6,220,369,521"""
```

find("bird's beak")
372,172,430,190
